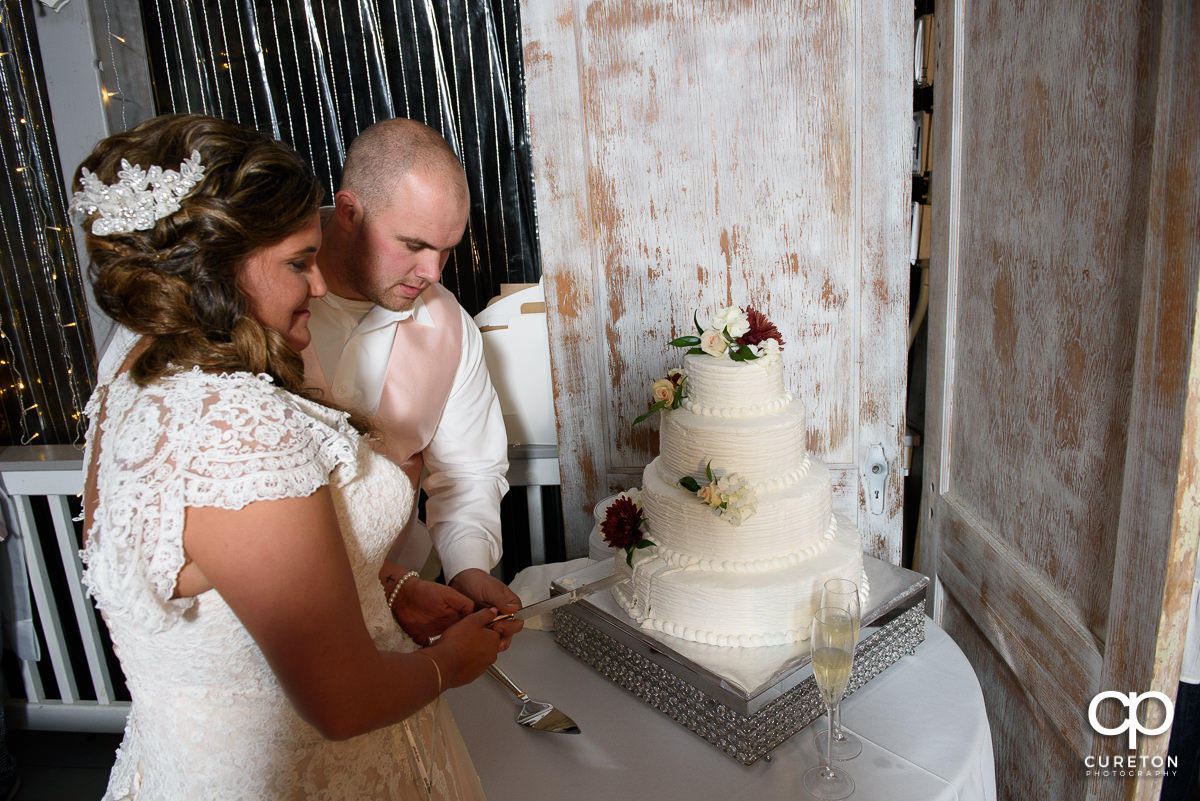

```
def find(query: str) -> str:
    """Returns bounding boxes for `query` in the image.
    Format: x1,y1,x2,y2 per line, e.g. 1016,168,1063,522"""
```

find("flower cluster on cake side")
599,489,654,566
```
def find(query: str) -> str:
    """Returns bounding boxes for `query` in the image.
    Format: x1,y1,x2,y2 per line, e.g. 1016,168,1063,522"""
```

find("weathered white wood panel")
522,0,911,560
920,1,1200,799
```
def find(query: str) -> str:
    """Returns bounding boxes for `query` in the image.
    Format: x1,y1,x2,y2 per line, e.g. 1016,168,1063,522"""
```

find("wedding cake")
602,305,867,647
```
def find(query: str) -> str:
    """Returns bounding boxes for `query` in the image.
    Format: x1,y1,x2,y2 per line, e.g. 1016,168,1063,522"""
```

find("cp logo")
1088,691,1174,750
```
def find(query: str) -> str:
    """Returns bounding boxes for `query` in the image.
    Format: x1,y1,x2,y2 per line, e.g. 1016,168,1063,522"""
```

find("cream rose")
651,378,676,405
697,484,722,508
699,329,727,357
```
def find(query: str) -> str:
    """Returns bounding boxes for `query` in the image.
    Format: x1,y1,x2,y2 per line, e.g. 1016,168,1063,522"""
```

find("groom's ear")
331,189,365,231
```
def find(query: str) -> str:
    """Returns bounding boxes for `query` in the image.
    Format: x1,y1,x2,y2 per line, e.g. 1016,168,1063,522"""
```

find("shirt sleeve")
420,307,510,582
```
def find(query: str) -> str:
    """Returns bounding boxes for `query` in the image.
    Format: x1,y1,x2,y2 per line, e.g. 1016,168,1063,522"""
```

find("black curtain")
139,0,541,316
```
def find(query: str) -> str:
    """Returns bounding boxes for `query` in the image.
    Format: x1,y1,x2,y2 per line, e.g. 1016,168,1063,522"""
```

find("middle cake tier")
656,401,810,488
640,454,835,565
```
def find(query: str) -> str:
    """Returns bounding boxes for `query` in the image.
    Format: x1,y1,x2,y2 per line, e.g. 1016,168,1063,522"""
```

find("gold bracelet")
386,570,419,609
416,650,442,696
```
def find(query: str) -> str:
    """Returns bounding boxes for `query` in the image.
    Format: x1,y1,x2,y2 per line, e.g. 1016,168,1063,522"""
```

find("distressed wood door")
521,0,912,560
918,2,1200,799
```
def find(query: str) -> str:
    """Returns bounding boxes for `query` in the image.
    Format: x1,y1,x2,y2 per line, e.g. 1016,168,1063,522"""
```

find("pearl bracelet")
386,570,419,609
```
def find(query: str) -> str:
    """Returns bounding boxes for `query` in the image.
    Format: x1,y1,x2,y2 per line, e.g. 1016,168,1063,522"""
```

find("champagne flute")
819,578,862,759
804,607,856,800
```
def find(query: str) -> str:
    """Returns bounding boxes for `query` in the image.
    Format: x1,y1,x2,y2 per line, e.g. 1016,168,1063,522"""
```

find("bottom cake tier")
612,513,867,647
551,556,928,765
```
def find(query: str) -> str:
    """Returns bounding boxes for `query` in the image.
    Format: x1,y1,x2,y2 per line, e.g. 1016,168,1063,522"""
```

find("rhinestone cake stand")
550,556,928,765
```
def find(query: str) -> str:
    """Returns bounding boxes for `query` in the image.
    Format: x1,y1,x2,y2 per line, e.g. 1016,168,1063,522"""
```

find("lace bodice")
81,369,485,800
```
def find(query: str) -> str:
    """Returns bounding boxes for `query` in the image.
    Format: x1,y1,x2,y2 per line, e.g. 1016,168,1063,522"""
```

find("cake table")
446,614,996,801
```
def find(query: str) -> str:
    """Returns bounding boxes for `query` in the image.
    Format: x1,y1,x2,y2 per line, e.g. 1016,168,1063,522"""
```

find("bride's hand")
390,578,474,645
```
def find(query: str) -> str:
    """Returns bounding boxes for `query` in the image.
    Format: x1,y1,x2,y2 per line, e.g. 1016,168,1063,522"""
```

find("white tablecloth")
446,618,996,801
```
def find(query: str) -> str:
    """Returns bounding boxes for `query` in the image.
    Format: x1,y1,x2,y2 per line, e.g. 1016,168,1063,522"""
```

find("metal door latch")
865,444,888,515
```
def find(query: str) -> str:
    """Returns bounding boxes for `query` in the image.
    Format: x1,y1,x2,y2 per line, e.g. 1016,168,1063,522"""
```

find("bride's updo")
73,113,323,395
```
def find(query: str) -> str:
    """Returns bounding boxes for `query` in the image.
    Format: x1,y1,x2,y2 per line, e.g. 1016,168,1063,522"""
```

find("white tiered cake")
606,307,867,647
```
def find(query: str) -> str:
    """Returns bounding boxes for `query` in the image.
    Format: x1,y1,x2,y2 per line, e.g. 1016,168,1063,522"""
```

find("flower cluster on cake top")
672,304,785,362
679,461,759,526
601,489,656,566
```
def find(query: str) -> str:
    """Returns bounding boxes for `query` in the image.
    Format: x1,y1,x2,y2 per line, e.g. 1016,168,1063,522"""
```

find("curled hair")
77,114,323,396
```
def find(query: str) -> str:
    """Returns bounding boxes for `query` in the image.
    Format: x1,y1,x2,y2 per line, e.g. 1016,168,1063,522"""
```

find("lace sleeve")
85,371,362,611
176,376,360,510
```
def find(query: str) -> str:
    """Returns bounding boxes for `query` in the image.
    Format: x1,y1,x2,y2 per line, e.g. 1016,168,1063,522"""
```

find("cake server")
491,571,627,624
487,663,581,734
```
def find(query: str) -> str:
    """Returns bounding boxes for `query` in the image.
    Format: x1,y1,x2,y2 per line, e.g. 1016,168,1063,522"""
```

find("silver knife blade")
492,572,627,623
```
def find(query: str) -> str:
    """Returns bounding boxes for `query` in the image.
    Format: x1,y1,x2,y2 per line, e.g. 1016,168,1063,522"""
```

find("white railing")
0,445,128,732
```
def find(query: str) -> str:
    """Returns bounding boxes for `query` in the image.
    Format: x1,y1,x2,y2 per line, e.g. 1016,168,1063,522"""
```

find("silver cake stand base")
551,556,929,765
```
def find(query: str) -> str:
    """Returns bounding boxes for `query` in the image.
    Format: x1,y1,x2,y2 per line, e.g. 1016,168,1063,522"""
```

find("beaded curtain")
140,0,541,316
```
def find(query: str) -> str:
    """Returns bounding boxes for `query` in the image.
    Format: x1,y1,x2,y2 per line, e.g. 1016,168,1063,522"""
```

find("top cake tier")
679,352,791,417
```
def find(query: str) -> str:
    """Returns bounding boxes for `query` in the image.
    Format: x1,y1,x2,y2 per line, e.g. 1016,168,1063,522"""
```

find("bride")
74,113,499,800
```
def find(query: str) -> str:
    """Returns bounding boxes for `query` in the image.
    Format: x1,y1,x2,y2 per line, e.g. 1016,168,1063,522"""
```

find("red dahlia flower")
736,306,785,350
601,496,644,549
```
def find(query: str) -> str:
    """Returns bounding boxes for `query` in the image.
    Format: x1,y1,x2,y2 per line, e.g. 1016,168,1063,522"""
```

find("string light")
97,0,124,126
0,0,95,447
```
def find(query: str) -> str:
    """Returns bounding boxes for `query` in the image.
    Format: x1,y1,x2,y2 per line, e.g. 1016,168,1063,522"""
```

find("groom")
303,118,521,627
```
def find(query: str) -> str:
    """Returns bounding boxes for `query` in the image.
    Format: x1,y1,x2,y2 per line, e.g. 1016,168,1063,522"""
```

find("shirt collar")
320,292,435,331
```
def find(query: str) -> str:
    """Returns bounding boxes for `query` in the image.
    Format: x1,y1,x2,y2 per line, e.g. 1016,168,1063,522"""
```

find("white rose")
710,305,741,329
712,305,750,338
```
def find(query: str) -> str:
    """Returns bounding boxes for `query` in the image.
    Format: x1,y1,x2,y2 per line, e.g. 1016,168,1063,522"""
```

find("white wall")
34,0,113,351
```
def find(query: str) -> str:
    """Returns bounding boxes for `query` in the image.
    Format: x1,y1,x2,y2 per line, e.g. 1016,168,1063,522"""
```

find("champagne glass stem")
824,704,837,777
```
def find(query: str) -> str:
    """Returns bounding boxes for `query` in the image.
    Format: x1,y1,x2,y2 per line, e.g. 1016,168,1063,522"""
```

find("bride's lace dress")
81,368,486,800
